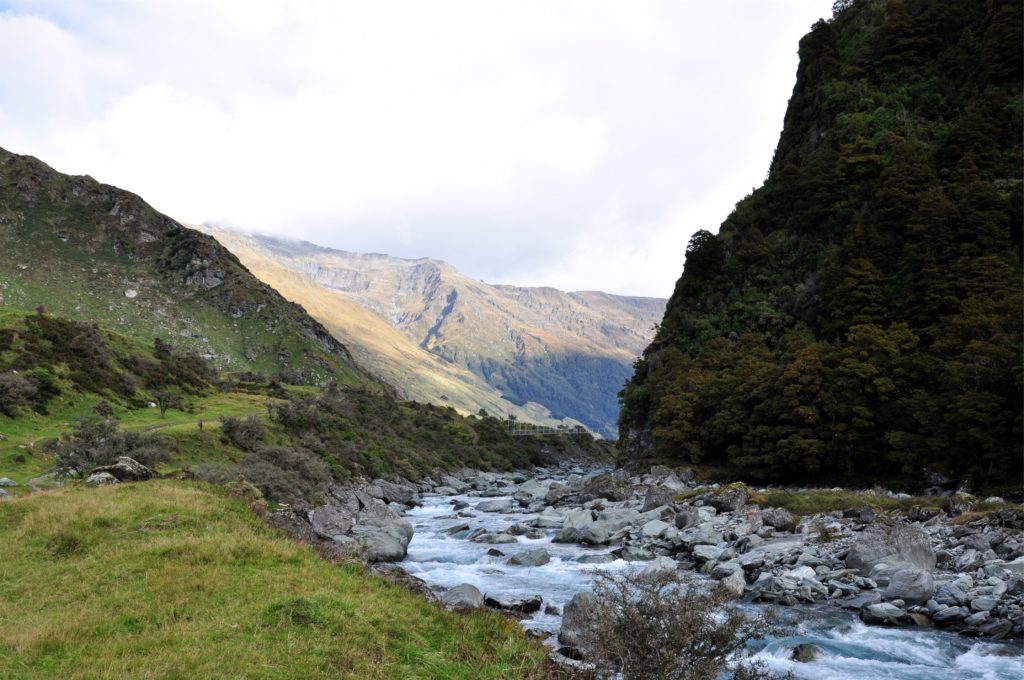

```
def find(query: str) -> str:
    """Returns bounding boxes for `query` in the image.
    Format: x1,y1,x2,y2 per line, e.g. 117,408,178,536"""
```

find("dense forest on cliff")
619,0,1022,492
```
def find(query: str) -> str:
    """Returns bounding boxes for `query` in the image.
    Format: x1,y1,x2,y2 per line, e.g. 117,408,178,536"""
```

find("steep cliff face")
619,0,1022,490
0,148,368,385
206,229,665,437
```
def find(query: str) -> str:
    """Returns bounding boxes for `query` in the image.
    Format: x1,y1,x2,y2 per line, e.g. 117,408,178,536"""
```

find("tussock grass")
0,481,549,679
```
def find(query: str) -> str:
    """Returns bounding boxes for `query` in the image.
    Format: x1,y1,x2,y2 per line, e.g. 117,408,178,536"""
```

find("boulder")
484,595,543,614
693,545,725,562
576,523,611,545
507,548,551,567
932,606,968,625
86,471,119,486
641,519,672,539
89,456,153,482
476,499,513,513
0,477,17,487
577,553,616,564
883,569,935,606
595,508,640,532
308,505,356,540
761,507,794,531
558,592,601,654
640,556,678,579
675,507,701,530
861,602,907,625
641,485,675,512
534,506,564,528
845,524,935,575
721,568,747,598
619,546,654,561
377,480,415,505
579,471,633,502
441,583,485,609
351,518,412,562
791,643,821,663
514,479,548,506
708,483,748,512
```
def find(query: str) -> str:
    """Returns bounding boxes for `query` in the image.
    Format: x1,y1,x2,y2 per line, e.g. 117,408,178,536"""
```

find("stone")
963,611,990,627
445,522,470,535
0,477,17,487
760,507,794,531
708,483,748,512
441,583,484,609
932,606,968,625
693,545,725,562
534,506,564,528
309,505,355,540
476,499,513,513
89,456,153,482
514,479,548,506
484,595,543,614
691,523,724,547
640,556,678,579
861,602,907,624
377,480,415,505
976,619,1013,639
791,643,821,663
619,546,654,561
594,508,641,532
721,568,747,598
675,507,701,530
641,485,675,512
507,548,551,567
577,523,611,546
559,592,601,654
641,519,672,539
86,471,119,486
577,553,616,564
970,596,999,612
884,569,935,606
845,524,935,574
579,471,633,502
736,534,765,553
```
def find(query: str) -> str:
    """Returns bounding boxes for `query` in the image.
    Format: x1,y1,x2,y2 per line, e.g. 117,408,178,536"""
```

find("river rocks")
693,545,725,563
619,546,654,561
441,584,485,609
884,569,935,605
534,507,564,528
579,471,634,503
310,505,356,540
761,507,794,531
508,548,551,567
485,595,543,614
577,553,616,564
861,602,908,624
933,606,969,624
514,479,548,506
641,519,672,539
640,556,678,579
559,591,601,654
89,456,153,482
721,568,747,598
846,524,935,575
708,483,748,512
576,523,611,545
792,643,821,663
641,485,675,512
376,480,416,505
476,499,513,513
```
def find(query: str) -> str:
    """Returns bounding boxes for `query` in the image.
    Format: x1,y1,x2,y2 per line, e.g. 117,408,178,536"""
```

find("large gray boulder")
578,471,633,502
351,519,413,562
641,485,675,512
507,548,551,567
309,505,356,540
861,602,907,625
761,507,794,531
0,477,17,487
845,524,936,574
514,479,548,506
441,583,485,609
708,483,748,512
86,471,119,486
883,568,935,605
476,499,513,513
558,592,601,654
377,480,415,505
90,456,153,482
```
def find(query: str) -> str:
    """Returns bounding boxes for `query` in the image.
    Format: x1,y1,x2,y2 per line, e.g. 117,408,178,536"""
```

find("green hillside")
0,148,366,385
619,0,1022,492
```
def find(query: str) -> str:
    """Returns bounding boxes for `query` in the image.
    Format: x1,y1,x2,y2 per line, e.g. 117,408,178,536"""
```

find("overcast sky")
0,1,831,297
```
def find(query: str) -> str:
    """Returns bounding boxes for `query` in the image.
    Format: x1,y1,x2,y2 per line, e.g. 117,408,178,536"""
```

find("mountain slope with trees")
619,0,1022,493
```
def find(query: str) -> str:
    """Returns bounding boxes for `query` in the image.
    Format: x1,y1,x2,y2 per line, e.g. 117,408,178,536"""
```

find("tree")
152,390,183,417
0,372,36,417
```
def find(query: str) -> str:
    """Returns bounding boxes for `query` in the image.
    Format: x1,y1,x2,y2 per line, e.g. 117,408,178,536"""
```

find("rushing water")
402,492,1024,679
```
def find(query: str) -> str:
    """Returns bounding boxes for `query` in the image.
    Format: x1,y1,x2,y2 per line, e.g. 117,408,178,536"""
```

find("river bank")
268,462,1023,677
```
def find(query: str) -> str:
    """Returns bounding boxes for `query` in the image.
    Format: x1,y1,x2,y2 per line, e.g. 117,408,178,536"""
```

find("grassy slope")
0,482,548,679
0,148,367,385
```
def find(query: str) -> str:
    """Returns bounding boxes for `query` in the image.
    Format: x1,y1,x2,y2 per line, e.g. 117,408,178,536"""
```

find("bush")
577,570,790,680
0,372,36,416
237,446,331,504
52,417,169,474
220,415,267,451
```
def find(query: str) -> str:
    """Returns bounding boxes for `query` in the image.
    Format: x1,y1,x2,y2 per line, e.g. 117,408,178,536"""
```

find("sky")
0,1,833,298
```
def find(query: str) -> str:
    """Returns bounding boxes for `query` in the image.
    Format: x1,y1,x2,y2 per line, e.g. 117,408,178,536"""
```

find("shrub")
237,446,331,504
577,570,791,680
220,415,267,451
0,372,36,416
52,417,169,474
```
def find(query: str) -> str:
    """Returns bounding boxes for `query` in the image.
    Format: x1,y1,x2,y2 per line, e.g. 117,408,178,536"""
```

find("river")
401,492,1023,680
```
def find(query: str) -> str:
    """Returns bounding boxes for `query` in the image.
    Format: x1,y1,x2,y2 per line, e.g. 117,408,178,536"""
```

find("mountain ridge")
203,227,665,437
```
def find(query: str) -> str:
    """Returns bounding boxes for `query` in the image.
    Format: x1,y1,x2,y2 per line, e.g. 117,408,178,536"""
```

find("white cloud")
0,1,832,297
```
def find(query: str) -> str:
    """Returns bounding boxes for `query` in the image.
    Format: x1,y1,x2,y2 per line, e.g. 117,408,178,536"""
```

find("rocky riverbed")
268,463,1023,678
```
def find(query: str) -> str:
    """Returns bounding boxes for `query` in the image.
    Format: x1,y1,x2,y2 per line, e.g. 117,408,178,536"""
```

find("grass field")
0,481,551,679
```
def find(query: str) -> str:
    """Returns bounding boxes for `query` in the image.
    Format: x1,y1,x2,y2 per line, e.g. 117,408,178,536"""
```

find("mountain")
0,147,367,385
203,228,665,438
618,0,1022,491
